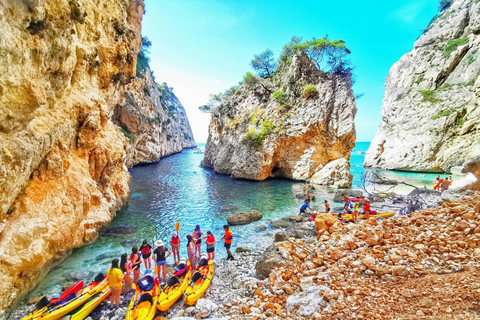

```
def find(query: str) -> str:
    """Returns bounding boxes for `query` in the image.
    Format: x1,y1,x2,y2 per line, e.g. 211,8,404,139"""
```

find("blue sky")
142,0,439,143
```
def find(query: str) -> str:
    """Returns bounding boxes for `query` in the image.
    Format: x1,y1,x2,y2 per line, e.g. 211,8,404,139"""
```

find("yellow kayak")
332,211,395,221
183,259,214,305
70,286,111,320
157,260,192,311
125,273,160,320
22,278,109,320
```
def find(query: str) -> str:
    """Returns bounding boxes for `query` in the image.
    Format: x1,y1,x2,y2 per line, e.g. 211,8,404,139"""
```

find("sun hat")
155,240,164,247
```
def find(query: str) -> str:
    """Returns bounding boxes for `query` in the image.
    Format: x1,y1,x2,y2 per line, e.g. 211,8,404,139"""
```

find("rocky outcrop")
0,0,191,311
309,158,353,188
365,0,480,172
113,70,196,166
202,53,356,184
227,210,263,225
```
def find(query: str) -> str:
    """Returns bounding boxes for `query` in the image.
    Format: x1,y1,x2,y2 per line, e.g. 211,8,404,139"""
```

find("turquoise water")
18,142,440,304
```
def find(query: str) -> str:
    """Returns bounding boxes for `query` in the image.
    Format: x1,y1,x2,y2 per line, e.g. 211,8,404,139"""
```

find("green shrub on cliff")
444,37,468,57
302,84,318,99
136,36,152,77
273,90,287,105
421,90,441,103
432,108,454,120
245,120,275,149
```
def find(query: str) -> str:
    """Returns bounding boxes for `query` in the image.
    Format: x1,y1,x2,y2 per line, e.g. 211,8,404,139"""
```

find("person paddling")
106,258,123,309
170,232,181,265
221,224,234,260
120,253,132,294
140,240,152,270
153,240,171,282
203,231,216,260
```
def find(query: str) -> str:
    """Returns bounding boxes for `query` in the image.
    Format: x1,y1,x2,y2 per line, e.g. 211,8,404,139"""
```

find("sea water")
18,142,443,302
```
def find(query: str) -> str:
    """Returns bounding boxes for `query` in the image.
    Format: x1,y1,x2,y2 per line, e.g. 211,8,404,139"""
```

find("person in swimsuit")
433,175,441,190
153,240,171,282
203,231,216,260
186,235,196,272
140,240,152,270
129,247,142,284
324,200,330,213
170,231,181,265
120,253,132,294
192,225,204,258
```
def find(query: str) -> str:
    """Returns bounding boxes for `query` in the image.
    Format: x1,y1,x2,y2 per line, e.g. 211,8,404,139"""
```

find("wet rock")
274,232,287,242
254,224,267,232
226,210,263,225
235,247,251,253
103,225,137,235
270,220,294,229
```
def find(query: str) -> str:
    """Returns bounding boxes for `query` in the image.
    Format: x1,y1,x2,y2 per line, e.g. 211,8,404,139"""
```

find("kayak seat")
175,267,188,278
167,276,179,287
36,296,49,310
138,275,154,291
138,293,153,305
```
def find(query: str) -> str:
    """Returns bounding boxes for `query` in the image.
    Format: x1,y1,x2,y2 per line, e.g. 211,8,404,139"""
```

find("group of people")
433,175,453,191
105,224,235,309
342,194,370,221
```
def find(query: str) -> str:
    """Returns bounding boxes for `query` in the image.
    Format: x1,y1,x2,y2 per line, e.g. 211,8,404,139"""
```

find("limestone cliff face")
202,53,356,186
0,0,144,310
113,69,196,167
365,0,480,172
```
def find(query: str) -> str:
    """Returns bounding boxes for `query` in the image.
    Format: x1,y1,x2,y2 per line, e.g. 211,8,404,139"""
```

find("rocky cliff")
202,53,356,187
365,0,480,172
113,70,196,167
0,0,193,311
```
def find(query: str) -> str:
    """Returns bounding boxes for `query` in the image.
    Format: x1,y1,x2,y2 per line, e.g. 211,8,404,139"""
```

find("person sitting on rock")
299,200,312,217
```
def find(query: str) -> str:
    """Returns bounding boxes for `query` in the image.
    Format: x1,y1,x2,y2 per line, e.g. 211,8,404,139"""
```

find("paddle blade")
175,222,179,232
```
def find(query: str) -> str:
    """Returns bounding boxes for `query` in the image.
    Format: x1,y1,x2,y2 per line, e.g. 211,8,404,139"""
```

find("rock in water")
201,52,356,185
365,0,480,173
227,210,263,225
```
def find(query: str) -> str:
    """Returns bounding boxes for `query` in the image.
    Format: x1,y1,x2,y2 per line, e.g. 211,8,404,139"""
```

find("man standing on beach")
221,224,234,260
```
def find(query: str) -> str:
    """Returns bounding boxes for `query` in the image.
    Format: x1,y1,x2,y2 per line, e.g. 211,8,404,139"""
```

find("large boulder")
227,210,263,225
315,214,343,234
309,158,353,188
255,245,292,279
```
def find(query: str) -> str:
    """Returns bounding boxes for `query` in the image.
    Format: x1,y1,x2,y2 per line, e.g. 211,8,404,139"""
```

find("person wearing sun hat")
153,239,171,281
